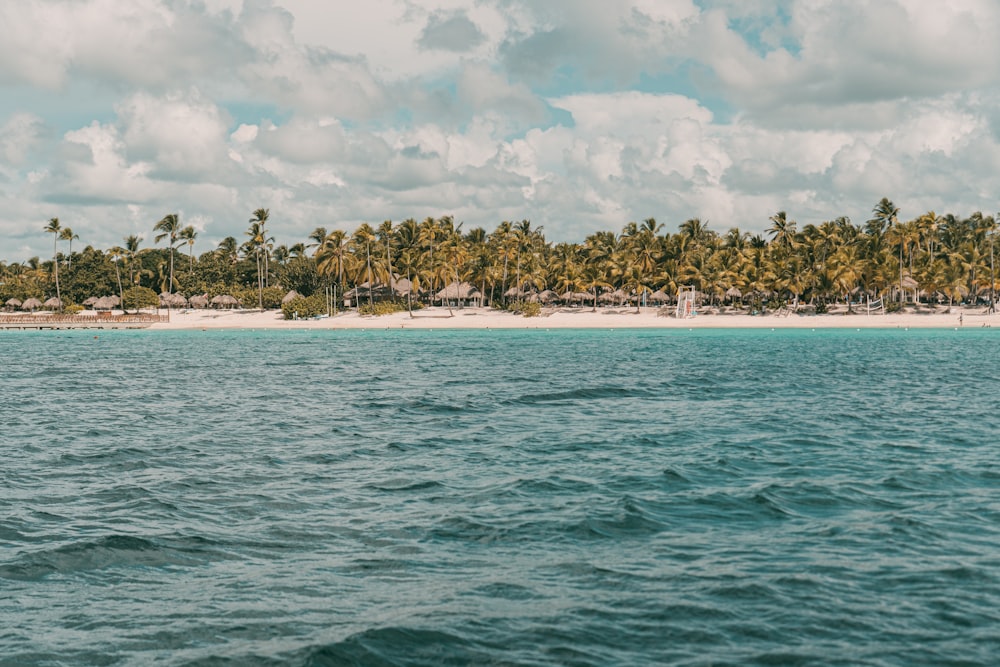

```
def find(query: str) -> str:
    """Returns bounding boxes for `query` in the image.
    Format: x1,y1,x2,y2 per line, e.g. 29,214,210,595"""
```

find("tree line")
1,198,997,312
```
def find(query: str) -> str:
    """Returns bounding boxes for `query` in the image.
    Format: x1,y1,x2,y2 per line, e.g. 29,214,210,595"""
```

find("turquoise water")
2,328,999,666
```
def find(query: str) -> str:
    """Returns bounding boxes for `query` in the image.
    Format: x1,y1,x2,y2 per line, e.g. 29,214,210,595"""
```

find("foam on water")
2,328,999,666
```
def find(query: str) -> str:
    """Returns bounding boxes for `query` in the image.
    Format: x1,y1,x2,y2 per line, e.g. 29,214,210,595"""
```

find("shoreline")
127,306,996,331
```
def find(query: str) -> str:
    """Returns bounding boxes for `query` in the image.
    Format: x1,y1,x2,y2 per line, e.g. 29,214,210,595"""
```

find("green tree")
44,217,62,307
154,213,183,294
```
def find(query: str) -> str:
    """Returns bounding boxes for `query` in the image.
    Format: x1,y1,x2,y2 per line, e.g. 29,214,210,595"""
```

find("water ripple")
2,328,1000,665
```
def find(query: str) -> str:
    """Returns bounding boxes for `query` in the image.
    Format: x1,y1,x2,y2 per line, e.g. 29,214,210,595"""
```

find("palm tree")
154,213,183,294
351,223,377,309
108,245,126,311
245,209,272,310
869,198,901,303
60,227,79,270
316,229,349,308
216,236,239,265
307,227,328,252
179,225,198,272
377,220,395,294
44,217,62,307
124,234,142,285
767,211,797,254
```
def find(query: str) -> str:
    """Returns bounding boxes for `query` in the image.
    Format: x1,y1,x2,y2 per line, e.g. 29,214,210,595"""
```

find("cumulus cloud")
3,0,1000,259
418,11,486,52
0,113,46,166
117,91,234,180
0,0,247,90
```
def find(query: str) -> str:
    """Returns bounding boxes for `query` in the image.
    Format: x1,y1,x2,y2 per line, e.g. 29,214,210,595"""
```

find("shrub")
281,294,329,320
500,299,540,316
814,302,828,314
885,301,902,313
235,285,284,309
123,286,159,310
64,304,85,314
358,300,409,316
518,301,541,317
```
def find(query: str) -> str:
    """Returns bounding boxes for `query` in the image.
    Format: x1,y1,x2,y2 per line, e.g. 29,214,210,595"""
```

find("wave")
0,534,231,581
291,627,486,667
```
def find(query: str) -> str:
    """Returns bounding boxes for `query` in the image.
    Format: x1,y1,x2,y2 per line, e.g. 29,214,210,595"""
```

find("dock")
0,313,169,330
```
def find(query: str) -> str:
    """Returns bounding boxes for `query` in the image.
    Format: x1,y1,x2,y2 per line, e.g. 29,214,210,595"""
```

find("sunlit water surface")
2,328,999,666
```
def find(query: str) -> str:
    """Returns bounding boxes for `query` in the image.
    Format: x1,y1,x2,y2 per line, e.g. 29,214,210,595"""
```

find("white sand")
149,306,995,331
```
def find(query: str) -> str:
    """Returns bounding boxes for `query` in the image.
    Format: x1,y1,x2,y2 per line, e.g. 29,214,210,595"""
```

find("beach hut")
535,290,558,304
281,290,301,305
43,297,63,310
392,277,415,297
94,296,117,311
649,290,670,304
210,294,240,309
505,284,534,300
436,281,480,307
559,291,590,304
21,298,42,311
4,298,22,311
189,294,209,309
159,292,187,308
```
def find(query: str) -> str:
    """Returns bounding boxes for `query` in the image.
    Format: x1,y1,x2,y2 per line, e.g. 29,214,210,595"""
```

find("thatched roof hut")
281,290,301,305
94,296,117,311
189,294,209,309
539,289,558,303
560,291,591,303
210,294,240,309
82,296,99,307
21,298,42,311
436,281,480,300
43,297,63,310
5,298,22,310
725,287,743,299
649,290,670,304
159,292,187,308
392,277,416,296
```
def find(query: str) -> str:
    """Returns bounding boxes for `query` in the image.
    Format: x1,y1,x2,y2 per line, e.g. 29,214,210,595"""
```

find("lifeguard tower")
676,286,697,318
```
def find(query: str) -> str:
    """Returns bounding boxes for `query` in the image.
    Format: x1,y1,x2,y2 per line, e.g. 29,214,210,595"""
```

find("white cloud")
0,113,45,166
3,0,1000,259
117,91,233,179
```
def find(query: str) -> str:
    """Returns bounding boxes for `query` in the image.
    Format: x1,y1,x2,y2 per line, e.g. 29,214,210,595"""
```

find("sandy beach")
147,305,995,331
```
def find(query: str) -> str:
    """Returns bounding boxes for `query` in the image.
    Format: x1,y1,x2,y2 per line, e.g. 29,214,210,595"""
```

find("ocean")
2,328,998,666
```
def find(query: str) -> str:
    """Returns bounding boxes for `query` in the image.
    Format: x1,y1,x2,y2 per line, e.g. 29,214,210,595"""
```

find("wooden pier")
0,313,169,330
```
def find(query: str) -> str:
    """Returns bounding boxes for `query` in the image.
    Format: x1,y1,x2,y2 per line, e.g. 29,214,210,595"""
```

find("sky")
2,0,1000,261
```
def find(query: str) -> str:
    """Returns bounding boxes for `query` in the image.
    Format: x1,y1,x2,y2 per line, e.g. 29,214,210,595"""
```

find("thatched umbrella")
82,296,99,307
281,290,301,305
21,298,42,311
560,291,591,303
159,292,187,308
536,289,558,304
649,290,669,304
189,294,209,309
43,297,63,310
5,298,22,311
94,296,117,311
210,294,240,309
